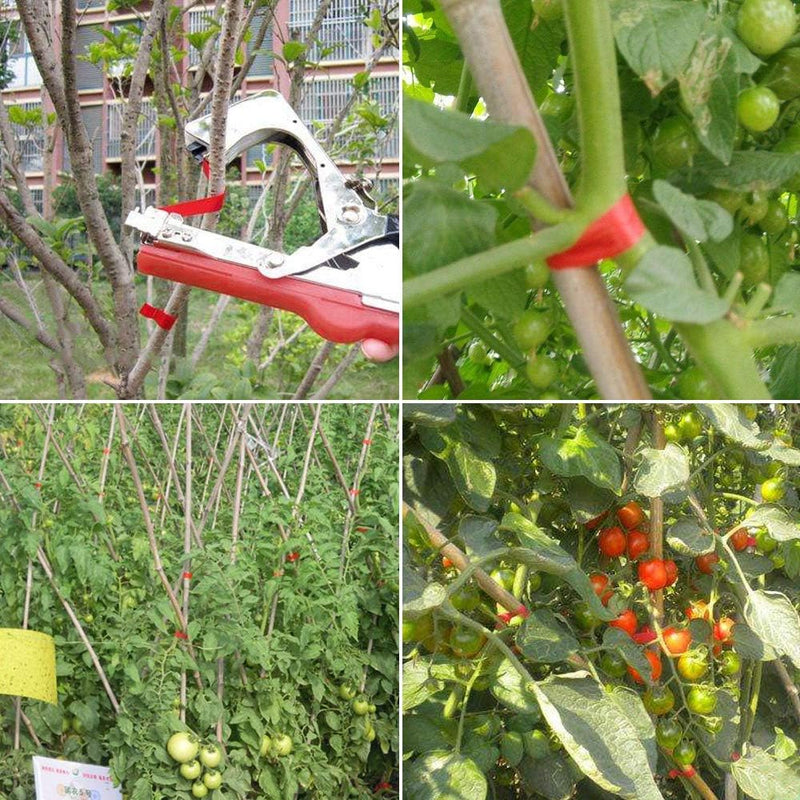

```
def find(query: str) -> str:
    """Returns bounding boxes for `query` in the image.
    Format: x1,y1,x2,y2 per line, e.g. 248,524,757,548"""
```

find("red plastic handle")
137,243,398,346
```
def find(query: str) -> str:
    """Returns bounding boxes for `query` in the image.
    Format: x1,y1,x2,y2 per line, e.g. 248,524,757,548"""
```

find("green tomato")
759,199,789,235
676,367,716,400
449,626,486,658
451,584,481,613
677,650,709,681
199,744,221,769
678,411,703,441
599,651,628,678
652,116,698,170
761,47,800,100
167,732,200,764
572,602,598,632
528,571,542,592
761,477,786,502
191,782,208,798
740,191,770,225
737,86,781,132
490,567,515,592
524,261,550,290
339,683,356,701
532,0,563,21
467,340,492,366
737,0,797,57
500,730,525,767
272,734,293,756
740,233,770,287
687,686,718,715
203,770,222,790
353,698,370,716
772,136,800,190
513,310,552,350
703,188,743,215
672,738,697,766
655,718,683,750
643,685,675,716
525,354,558,389
541,92,575,122
523,729,551,760
259,735,272,757
664,423,681,443
180,761,202,781
755,528,778,553
718,651,742,676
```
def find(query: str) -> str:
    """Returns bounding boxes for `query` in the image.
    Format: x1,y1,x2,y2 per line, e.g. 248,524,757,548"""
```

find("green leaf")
730,621,777,661
602,628,651,681
403,179,497,279
403,662,444,712
697,403,769,449
772,273,800,313
404,403,457,427
470,269,529,320
565,477,614,526
517,751,576,800
742,506,800,542
405,751,488,800
404,582,448,616
411,34,465,95
611,0,708,94
490,658,540,714
282,41,306,62
678,21,739,164
666,517,714,556
652,180,733,242
743,590,800,669
538,426,622,494
765,437,800,466
404,98,536,192
633,443,690,496
515,609,580,663
730,746,800,800
458,515,501,557
607,687,658,772
624,246,729,323
694,689,740,763
770,346,800,401
685,150,800,193
532,673,665,800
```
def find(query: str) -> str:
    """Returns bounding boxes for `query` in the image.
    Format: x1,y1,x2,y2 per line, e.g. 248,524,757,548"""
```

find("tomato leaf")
502,0,563,96
602,628,652,680
772,273,800,314
403,404,457,427
731,745,800,800
730,621,778,661
743,590,800,669
742,506,800,542
765,436,800,466
653,180,733,242
682,150,800,193
403,662,444,712
532,673,666,800
666,517,714,556
458,515,502,557
515,609,580,663
517,750,577,800
697,403,769,449
538,426,622,494
623,245,729,323
403,98,536,192
607,687,658,772
490,658,541,714
611,0,707,95
770,346,800,401
633,443,690,496
565,477,614,526
694,689,740,762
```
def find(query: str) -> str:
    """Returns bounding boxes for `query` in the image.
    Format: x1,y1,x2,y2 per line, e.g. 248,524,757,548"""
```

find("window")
299,77,353,127
76,26,104,91
247,8,273,76
187,7,221,68
290,0,370,62
30,187,43,214
8,32,42,89
10,101,44,173
107,99,157,159
369,73,398,159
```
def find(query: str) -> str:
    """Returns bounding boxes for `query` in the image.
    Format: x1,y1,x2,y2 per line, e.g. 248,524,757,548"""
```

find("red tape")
103,448,111,455
547,194,645,269
363,439,372,445
174,630,188,640
498,605,530,624
349,488,360,495
34,482,42,490
159,159,225,218
182,572,193,580
140,303,178,331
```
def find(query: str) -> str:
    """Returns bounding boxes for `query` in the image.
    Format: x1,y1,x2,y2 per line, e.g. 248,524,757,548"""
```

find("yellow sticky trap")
0,628,57,704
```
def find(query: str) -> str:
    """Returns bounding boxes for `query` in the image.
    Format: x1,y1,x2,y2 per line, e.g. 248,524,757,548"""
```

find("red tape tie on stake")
182,572,193,580
174,630,188,640
547,194,645,269
363,439,372,445
498,605,530,625
158,159,225,218
140,303,178,331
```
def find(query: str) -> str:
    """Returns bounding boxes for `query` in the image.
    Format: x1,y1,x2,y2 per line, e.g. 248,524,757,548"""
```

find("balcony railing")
106,100,157,159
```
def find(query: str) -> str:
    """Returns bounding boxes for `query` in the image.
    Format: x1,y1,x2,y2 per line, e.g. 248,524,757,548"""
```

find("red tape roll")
547,194,645,269
140,303,178,331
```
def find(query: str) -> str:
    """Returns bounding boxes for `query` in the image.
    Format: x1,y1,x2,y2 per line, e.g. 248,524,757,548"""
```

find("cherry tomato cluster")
597,501,653,562
166,732,226,798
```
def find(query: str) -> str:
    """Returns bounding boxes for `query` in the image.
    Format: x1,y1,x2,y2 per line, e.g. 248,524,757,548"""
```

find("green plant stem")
515,186,571,225
563,0,627,211
745,314,800,348
723,272,744,305
719,492,759,507
461,306,525,367
741,661,763,745
404,221,583,309
742,284,773,319
454,63,475,114
687,241,717,295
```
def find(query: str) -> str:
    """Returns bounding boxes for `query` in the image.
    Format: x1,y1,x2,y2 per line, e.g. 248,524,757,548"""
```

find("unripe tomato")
643,685,675,715
403,614,434,646
704,187,744,215
730,527,749,551
523,729,551,760
528,572,543,592
167,732,200,764
678,411,703,441
687,686,718,715
617,501,646,530
628,650,662,684
191,782,208,798
652,116,698,170
672,738,696,766
638,558,668,590
737,0,797,58
532,0,563,21
677,649,709,680
626,530,650,561
761,477,785,502
740,191,770,225
737,86,780,132
656,718,683,750
259,735,272,757
589,572,610,598
203,770,223,790
718,650,742,676
609,609,638,637
513,310,552,350
490,567,515,592
761,47,800,101
713,616,736,644
664,559,678,586
180,761,202,781
739,233,770,287
676,367,716,400
573,601,599,632
525,354,558,389
755,528,777,553
272,734,293,756
599,650,628,677
759,199,789,235
449,626,486,658
451,585,481,613
199,744,221,769
662,626,692,655
598,526,627,557
664,423,681,442
339,683,356,700
695,552,720,574
525,261,550,289
353,698,370,715
467,340,492,366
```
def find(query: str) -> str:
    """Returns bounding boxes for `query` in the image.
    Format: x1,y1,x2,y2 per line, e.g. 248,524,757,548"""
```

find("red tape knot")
103,448,111,455
682,767,696,778
356,526,370,532
285,552,300,563
182,572,193,580
363,439,372,445
34,482,42,489
547,194,645,269
498,605,530,624
140,303,178,331
668,770,681,780
158,160,224,218
349,488,360,495
174,630,188,640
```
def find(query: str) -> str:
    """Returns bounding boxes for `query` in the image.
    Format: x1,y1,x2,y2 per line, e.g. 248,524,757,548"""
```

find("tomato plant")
404,0,800,401
0,404,399,799
403,403,800,800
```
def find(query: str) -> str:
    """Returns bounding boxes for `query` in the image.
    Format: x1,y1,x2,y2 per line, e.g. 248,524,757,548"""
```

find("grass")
0,274,398,400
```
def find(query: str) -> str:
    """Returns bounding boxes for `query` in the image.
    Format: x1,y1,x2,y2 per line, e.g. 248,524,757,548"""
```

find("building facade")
2,0,399,216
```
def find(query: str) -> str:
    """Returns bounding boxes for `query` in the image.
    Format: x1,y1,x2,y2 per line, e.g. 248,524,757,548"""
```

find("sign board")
32,756,123,800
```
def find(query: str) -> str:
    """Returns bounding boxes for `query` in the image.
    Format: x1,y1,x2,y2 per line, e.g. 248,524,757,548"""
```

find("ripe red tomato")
589,573,609,598
664,559,678,586
585,511,609,531
286,551,300,563
626,530,650,561
598,527,627,557
695,552,720,574
617,501,645,530
686,600,711,621
662,626,692,655
730,528,749,551
628,650,662,684
713,616,736,644
442,556,454,569
638,559,668,590
632,626,656,645
609,609,638,637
